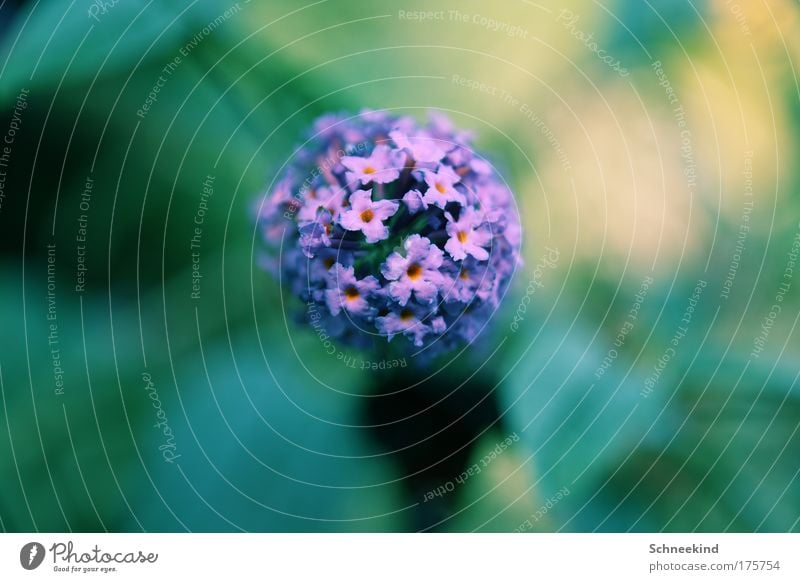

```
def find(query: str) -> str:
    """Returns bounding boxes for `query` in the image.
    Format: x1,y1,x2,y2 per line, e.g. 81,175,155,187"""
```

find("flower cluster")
256,110,521,356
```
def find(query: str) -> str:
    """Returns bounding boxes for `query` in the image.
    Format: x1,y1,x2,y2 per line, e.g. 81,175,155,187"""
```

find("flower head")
339,189,399,243
444,208,492,261
376,307,429,347
382,234,444,306
421,165,465,209
297,186,347,222
389,129,450,164
341,144,400,186
325,264,380,317
256,110,521,358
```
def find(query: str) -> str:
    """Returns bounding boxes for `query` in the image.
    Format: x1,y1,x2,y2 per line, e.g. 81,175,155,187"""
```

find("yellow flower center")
457,230,469,243
459,268,469,281
406,263,422,280
400,309,414,322
360,209,374,223
435,182,447,194
344,286,360,301
363,166,376,175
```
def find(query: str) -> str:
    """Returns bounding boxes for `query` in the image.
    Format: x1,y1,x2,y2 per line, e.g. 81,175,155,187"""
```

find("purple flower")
298,210,333,257
256,109,521,358
444,208,492,261
341,144,400,186
312,113,343,138
376,305,432,347
339,189,399,243
438,257,484,302
297,186,348,222
325,263,380,317
381,235,444,306
389,129,449,164
401,189,427,214
469,158,493,176
428,111,474,145
421,166,465,209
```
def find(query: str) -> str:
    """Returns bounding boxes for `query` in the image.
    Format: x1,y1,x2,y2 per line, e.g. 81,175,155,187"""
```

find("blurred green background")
0,0,799,532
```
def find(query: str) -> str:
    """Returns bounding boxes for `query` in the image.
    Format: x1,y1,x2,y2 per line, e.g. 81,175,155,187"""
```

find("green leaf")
0,1,264,97
125,329,406,531
500,310,679,531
